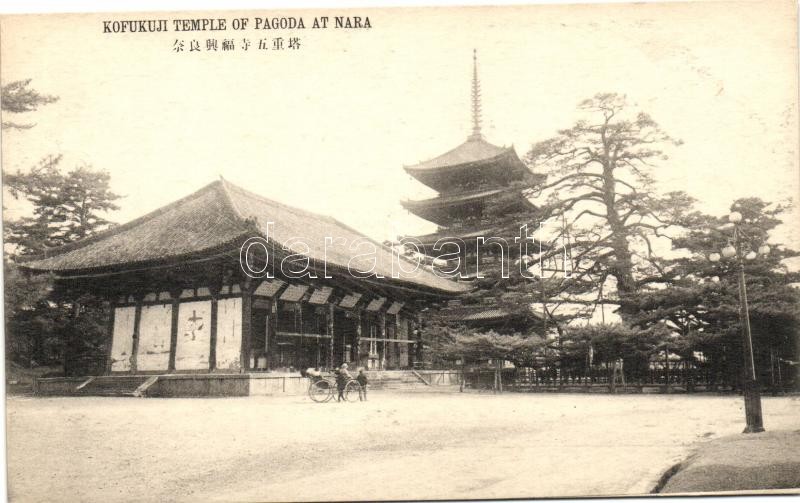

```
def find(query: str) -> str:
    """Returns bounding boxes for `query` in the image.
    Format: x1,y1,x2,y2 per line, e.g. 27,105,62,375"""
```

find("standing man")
357,368,368,401
336,363,351,402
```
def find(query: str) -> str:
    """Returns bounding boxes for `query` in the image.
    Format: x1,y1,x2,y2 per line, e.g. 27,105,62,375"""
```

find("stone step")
362,372,431,391
370,381,422,386
85,390,136,397
76,376,152,397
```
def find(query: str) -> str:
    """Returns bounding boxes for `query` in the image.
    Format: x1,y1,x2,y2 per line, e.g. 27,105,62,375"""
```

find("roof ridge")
17,180,227,263
221,178,341,224
217,177,247,222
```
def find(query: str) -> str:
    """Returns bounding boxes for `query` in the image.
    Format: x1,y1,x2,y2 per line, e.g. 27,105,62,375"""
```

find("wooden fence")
463,365,798,394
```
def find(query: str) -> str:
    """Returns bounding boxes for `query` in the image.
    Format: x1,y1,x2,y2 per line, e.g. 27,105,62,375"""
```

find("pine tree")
5,156,121,256
523,93,697,317
1,79,58,130
2,80,120,374
628,198,800,390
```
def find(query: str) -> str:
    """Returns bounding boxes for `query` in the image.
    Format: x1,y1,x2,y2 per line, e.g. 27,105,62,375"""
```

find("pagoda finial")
468,48,483,141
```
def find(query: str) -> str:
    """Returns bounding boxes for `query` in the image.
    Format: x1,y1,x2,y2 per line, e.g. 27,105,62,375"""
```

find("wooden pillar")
168,290,181,372
415,311,424,366
104,302,116,375
379,311,387,370
383,313,391,369
270,300,278,370
130,298,143,374
264,299,272,370
354,310,362,367
209,296,218,371
297,301,304,369
395,314,402,369
240,278,253,373
328,304,335,369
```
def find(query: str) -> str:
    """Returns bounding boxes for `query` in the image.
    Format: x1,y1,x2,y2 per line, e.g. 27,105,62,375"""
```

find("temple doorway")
333,309,358,367
250,304,269,370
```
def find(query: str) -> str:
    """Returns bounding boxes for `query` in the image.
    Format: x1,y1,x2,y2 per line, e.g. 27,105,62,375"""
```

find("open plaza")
6,391,800,502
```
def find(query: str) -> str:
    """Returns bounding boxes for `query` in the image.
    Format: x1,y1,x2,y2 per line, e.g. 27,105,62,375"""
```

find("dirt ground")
660,428,800,493
6,392,800,502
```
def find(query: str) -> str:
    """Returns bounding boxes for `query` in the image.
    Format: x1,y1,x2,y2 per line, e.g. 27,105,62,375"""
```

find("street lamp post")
709,211,767,433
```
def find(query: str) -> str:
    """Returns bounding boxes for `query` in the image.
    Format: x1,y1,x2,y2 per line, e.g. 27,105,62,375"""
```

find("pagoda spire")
468,49,483,141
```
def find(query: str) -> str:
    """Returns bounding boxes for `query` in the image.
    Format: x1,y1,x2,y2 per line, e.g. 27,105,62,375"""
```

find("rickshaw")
307,371,362,402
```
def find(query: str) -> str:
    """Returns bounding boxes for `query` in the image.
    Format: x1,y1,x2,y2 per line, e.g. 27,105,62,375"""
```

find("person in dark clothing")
335,363,351,402
304,367,322,383
356,369,368,401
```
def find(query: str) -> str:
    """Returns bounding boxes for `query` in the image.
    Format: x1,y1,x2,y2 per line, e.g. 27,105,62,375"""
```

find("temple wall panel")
175,300,212,370
397,314,409,339
216,297,243,370
136,304,172,371
398,342,409,368
110,306,136,372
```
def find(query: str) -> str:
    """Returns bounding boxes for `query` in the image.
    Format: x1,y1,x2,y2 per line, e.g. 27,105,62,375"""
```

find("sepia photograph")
1,0,799,501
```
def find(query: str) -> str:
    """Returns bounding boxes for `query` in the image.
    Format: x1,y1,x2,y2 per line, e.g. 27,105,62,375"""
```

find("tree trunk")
497,359,503,393
609,359,617,393
64,301,81,377
769,346,777,396
601,163,638,317
460,357,465,393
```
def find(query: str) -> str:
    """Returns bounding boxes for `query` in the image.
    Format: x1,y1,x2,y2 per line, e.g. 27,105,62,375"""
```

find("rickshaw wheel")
343,380,361,402
309,379,333,402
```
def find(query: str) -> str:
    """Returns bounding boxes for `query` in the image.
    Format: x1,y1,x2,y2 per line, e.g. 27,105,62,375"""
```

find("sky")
2,0,798,249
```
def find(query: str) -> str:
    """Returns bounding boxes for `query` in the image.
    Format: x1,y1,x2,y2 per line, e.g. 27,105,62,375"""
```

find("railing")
461,365,797,394
490,366,791,393
275,331,331,339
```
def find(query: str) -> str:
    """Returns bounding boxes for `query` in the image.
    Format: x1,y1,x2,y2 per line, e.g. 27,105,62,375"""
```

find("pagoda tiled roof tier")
403,138,529,193
406,225,499,246
404,227,543,249
400,186,535,226
438,302,543,326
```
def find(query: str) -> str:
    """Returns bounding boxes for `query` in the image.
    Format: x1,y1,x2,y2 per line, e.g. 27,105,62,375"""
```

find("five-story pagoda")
400,50,538,281
399,51,545,333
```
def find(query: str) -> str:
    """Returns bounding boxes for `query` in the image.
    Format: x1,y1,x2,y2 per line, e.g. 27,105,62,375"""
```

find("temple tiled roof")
20,183,250,273
20,179,470,296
